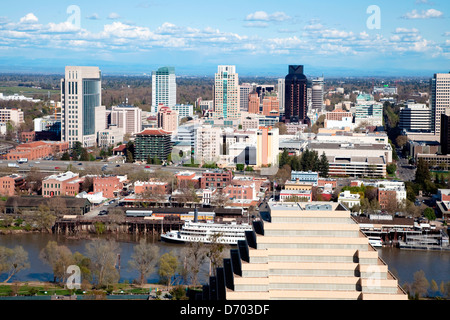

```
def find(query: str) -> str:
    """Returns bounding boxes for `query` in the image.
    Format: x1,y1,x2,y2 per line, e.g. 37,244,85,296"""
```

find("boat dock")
398,230,450,251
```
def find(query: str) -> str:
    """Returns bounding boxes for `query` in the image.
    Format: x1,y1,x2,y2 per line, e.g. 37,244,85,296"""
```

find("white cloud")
47,21,80,33
245,11,290,22
320,29,354,39
243,21,269,28
304,23,324,31
108,13,121,20
415,0,433,4
86,13,100,20
403,9,443,19
394,27,419,34
19,13,38,24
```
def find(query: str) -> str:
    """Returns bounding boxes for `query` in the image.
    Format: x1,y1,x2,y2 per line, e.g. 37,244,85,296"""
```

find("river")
0,233,448,288
0,233,213,285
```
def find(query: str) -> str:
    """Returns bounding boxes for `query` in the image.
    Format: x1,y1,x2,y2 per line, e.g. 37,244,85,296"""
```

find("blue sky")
0,0,448,77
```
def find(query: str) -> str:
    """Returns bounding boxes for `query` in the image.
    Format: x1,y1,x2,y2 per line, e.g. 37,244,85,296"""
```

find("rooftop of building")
268,201,344,211
339,190,361,199
136,128,171,136
329,155,386,164
311,142,390,151
44,171,79,182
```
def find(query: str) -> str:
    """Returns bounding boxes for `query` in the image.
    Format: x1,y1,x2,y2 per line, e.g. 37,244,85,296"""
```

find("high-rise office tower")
152,67,176,113
277,78,285,116
248,93,260,114
61,66,104,148
157,106,179,133
431,72,450,135
285,65,308,123
262,94,279,117
440,109,450,155
214,65,240,119
240,83,252,112
312,77,324,111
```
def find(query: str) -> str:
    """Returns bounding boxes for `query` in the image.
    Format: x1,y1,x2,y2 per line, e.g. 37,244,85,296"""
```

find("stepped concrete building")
198,202,408,300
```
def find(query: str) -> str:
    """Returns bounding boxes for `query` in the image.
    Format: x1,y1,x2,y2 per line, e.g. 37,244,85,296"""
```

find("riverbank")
0,280,192,300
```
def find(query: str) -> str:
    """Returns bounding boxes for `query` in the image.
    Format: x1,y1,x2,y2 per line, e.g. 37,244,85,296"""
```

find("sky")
0,0,448,77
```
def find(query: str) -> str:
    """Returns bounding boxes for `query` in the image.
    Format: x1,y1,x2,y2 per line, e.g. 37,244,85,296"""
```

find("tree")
177,187,200,206
396,135,408,148
386,163,397,175
211,189,231,208
412,270,429,299
48,197,68,217
128,239,160,285
430,279,439,294
181,242,208,287
0,245,30,283
73,251,92,284
279,149,290,168
415,158,431,186
85,239,120,288
72,141,84,160
34,204,56,233
158,251,179,289
206,233,226,277
364,186,378,202
125,141,135,163
39,241,75,284
318,152,329,178
80,149,90,162
126,150,134,163
61,152,71,161
423,207,436,221
274,164,291,188
275,122,288,135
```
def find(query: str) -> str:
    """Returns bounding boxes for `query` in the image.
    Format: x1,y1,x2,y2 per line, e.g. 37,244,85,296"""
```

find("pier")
54,216,184,235
398,230,450,251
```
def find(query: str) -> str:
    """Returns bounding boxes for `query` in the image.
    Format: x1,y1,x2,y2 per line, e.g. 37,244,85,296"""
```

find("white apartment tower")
312,77,325,111
152,67,176,113
194,125,221,165
431,72,450,135
214,65,240,120
61,66,105,148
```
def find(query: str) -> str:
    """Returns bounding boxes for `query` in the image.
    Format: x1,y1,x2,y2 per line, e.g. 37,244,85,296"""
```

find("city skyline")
0,0,448,77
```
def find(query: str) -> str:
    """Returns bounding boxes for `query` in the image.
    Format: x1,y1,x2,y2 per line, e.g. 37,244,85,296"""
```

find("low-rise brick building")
200,170,233,189
134,180,169,195
175,171,200,189
93,175,127,199
42,171,84,198
0,174,25,196
6,141,69,161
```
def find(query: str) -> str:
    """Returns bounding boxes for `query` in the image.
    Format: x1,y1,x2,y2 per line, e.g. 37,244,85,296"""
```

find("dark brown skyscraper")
440,110,450,155
284,65,308,123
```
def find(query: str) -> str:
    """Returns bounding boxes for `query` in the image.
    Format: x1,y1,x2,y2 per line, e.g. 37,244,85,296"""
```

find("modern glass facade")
152,66,176,111
82,79,101,136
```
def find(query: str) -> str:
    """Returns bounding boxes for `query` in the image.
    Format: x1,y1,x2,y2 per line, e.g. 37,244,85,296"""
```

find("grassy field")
0,86,59,97
0,281,168,298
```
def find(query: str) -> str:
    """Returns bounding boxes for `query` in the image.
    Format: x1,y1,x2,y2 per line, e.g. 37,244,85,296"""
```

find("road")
0,159,262,177
395,149,416,182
